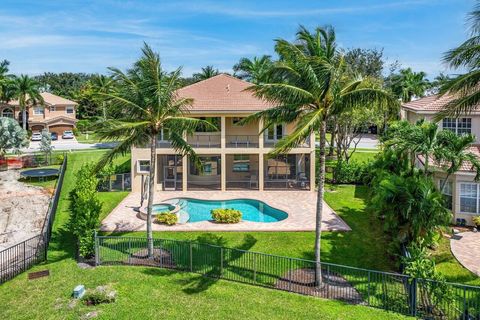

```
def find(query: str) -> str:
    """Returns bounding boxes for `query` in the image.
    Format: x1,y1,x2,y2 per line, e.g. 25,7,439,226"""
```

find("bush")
155,212,177,225
69,164,102,258
332,160,371,184
211,208,242,223
473,216,480,227
76,119,93,133
82,285,116,305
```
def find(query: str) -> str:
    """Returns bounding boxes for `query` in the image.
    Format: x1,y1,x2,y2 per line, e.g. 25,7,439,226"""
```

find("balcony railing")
187,133,221,148
264,135,311,148
226,135,259,148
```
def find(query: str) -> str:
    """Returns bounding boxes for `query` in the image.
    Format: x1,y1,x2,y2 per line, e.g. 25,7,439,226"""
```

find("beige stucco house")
402,94,480,226
131,74,315,193
0,92,78,135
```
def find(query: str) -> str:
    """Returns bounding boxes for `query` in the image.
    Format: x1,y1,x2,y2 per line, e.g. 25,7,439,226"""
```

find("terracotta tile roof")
402,94,456,112
8,92,77,106
176,73,274,112
420,145,480,173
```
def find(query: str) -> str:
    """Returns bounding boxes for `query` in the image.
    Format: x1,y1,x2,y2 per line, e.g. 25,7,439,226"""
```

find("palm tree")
193,65,219,81
94,44,210,257
89,74,114,120
436,2,480,117
0,60,14,103
390,68,430,102
11,75,44,130
246,26,397,286
233,55,273,84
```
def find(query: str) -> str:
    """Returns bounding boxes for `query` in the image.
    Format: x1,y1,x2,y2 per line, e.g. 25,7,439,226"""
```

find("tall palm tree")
0,60,14,103
94,44,210,257
246,26,397,286
11,75,44,130
233,55,274,84
391,68,430,103
89,74,114,120
436,2,480,117
193,65,219,81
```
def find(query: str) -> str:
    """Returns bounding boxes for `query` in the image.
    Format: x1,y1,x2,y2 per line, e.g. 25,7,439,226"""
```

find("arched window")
1,108,14,118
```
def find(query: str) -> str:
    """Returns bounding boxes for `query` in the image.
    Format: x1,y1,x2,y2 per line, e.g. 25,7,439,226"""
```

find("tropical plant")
11,75,44,130
93,43,210,257
88,74,114,120
0,60,14,103
39,129,53,164
389,68,430,102
0,117,28,155
193,65,219,81
34,72,94,99
245,25,397,286
233,55,274,84
211,208,242,223
155,212,178,225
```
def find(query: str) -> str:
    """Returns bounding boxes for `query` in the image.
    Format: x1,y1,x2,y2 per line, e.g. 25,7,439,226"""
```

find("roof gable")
8,92,77,106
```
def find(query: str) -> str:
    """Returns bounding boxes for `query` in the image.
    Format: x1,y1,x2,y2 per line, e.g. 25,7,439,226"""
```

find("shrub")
82,285,116,305
332,160,371,184
211,208,242,223
69,164,102,258
155,212,177,225
473,216,480,227
76,119,93,133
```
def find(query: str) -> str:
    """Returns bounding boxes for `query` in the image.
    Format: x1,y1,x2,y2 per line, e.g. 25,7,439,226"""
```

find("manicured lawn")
0,150,409,319
75,131,103,144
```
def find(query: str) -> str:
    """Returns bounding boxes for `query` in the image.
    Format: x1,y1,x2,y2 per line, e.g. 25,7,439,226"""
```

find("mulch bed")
123,248,176,268
275,268,364,304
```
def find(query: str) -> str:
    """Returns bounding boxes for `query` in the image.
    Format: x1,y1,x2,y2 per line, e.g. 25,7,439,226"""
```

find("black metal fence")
95,235,480,320
98,173,131,191
0,155,67,283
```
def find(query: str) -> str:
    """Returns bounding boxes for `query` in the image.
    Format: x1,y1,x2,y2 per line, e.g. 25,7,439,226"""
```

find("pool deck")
100,191,351,232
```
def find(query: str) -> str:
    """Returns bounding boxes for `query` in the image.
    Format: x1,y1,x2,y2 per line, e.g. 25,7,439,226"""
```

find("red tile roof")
420,145,480,173
8,92,77,106
176,74,274,112
402,94,455,112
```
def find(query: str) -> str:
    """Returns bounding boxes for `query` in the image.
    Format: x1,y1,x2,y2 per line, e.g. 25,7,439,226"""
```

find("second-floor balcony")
187,133,221,148
226,135,259,148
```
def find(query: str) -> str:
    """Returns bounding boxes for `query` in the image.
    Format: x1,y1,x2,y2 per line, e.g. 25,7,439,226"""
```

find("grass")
75,131,103,144
19,165,61,190
0,150,410,319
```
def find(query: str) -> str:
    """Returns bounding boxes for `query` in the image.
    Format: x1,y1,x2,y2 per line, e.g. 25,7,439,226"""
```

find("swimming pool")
156,198,288,223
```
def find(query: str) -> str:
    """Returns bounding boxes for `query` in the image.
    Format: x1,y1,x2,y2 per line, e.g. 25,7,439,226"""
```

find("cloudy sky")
0,0,475,78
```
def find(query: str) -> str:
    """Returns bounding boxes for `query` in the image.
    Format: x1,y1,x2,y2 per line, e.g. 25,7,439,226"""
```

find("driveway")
21,137,117,153
450,231,480,276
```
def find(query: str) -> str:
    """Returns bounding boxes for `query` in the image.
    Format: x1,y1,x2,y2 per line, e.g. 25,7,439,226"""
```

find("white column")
310,149,316,192
221,153,226,191
258,118,264,149
258,153,264,191
182,155,188,191
221,116,226,149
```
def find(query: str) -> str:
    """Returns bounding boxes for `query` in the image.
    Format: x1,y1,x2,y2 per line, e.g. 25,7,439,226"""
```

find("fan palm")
94,44,211,257
193,65,219,81
233,55,274,84
11,75,44,130
245,26,397,286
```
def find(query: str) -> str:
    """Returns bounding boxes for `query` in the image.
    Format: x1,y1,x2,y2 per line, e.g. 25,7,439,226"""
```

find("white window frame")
265,123,285,142
158,128,169,142
65,106,74,114
137,160,151,174
459,182,479,215
442,118,472,135
33,106,44,115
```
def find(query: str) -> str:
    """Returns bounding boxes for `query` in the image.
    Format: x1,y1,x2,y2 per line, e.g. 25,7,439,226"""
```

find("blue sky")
0,0,475,78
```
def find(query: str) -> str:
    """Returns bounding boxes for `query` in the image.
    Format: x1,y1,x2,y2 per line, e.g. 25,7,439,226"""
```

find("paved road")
21,137,117,153
316,133,379,150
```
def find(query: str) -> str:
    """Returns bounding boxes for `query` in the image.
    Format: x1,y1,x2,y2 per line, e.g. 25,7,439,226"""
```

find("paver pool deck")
450,231,480,276
100,191,351,232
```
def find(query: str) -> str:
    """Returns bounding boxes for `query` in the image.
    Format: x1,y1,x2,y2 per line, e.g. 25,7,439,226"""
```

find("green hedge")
332,160,372,184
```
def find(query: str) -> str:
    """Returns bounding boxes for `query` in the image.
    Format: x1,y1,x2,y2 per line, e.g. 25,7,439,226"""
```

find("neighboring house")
131,74,315,192
402,94,480,226
0,92,78,135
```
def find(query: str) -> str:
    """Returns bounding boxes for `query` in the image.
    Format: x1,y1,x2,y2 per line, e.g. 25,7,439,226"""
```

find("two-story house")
402,94,480,225
131,74,316,192
0,92,77,135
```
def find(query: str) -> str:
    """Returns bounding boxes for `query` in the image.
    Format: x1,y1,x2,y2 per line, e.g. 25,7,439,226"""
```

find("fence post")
253,254,257,283
367,270,371,306
128,237,132,265
288,258,293,292
409,277,417,317
189,242,193,272
220,247,223,276
23,241,26,271
94,230,99,266
44,233,48,262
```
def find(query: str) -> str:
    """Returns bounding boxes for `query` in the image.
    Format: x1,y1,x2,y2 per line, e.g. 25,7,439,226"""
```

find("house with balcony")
131,74,315,192
0,92,77,135
402,94,480,225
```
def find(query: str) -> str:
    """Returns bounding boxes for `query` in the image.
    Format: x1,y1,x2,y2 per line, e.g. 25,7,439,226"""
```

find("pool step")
177,210,190,224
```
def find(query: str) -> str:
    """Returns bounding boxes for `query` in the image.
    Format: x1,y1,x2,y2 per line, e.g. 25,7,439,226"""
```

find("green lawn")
0,150,410,319
75,131,103,144
19,165,61,190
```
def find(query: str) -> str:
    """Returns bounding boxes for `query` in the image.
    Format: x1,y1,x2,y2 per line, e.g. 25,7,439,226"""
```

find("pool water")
157,198,288,223
152,204,175,213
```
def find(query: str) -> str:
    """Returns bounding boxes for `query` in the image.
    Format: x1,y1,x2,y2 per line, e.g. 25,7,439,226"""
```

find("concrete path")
450,231,480,276
100,191,351,232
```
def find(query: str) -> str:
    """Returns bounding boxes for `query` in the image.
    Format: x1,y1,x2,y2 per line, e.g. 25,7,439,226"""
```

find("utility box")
73,285,85,299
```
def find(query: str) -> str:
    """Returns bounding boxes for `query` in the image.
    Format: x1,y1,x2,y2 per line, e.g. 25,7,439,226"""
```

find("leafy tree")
69,164,102,258
193,65,219,81
388,68,430,102
245,26,396,286
34,72,94,100
0,117,28,155
0,60,14,103
11,75,44,130
233,55,274,84
94,44,209,257
344,48,384,78
39,129,53,164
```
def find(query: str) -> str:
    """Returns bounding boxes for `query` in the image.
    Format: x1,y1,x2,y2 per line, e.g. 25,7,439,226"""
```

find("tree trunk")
22,108,27,130
314,120,326,287
146,133,157,258
328,117,336,156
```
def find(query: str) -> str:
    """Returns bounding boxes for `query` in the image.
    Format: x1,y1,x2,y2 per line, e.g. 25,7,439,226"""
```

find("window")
442,118,472,135
460,183,478,214
33,106,44,115
439,179,453,210
50,106,56,112
158,128,170,141
232,117,244,127
137,160,150,174
66,106,74,114
190,156,220,176
1,108,13,118
233,154,250,172
266,124,284,141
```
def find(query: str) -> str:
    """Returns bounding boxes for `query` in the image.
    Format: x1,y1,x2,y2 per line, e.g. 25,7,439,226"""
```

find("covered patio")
100,190,351,232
